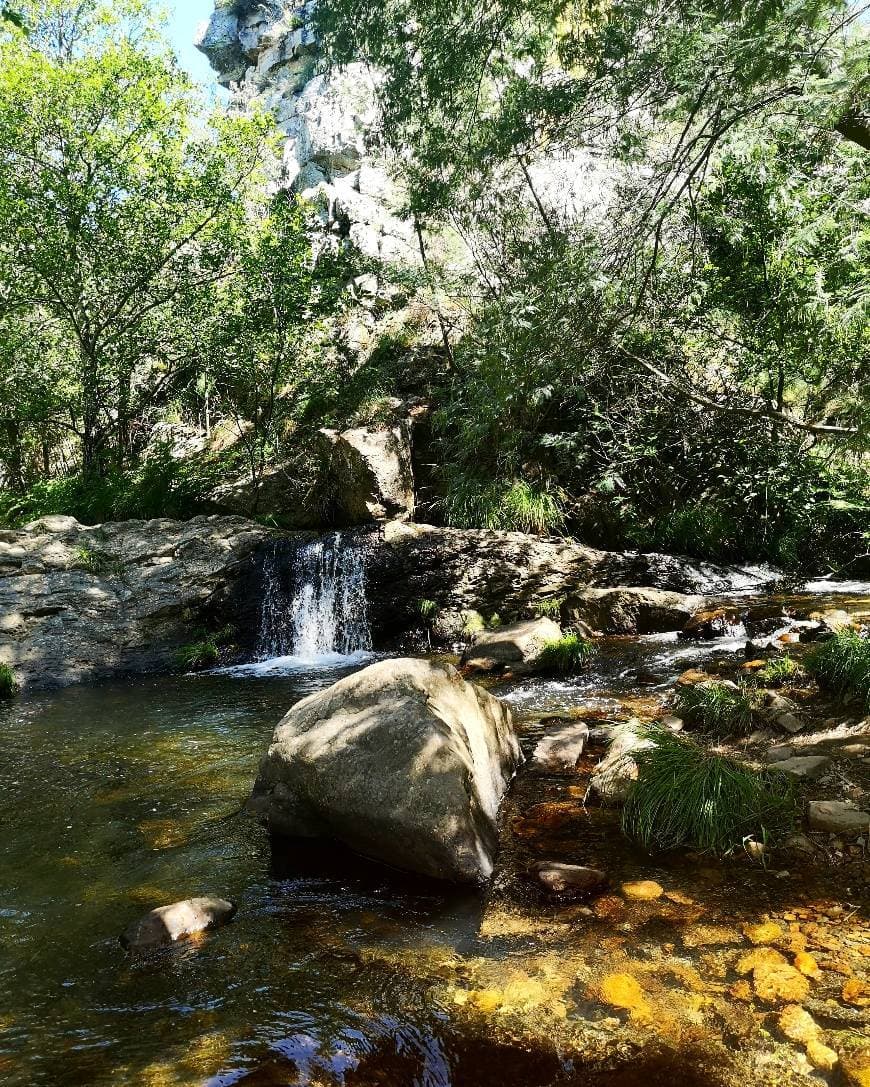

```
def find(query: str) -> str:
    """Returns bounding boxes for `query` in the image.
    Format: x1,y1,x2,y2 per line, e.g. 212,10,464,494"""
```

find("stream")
1,554,868,1087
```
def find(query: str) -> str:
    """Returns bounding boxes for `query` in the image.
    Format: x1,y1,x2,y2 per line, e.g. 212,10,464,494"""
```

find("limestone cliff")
196,0,418,264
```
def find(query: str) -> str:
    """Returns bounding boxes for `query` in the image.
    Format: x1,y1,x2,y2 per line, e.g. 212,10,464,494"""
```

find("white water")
254,533,374,668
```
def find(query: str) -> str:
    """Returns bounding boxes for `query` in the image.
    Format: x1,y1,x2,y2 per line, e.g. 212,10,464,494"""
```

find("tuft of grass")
674,680,758,736
461,610,486,638
73,547,121,576
537,633,596,675
440,473,565,535
176,640,219,671
806,629,870,709
417,598,438,619
757,655,804,686
532,597,564,618
0,663,18,699
623,726,797,855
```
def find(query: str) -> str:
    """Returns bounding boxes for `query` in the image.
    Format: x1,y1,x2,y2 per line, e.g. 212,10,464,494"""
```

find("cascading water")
257,533,373,662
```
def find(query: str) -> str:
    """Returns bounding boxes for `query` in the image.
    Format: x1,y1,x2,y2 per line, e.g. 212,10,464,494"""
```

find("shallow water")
1,584,868,1087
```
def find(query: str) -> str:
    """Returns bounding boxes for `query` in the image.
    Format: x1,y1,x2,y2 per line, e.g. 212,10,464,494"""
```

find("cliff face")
196,0,417,265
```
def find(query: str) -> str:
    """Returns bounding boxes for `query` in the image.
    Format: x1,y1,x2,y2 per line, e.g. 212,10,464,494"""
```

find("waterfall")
257,533,373,661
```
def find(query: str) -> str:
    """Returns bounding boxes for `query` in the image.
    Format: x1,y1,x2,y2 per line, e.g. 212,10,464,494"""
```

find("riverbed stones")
121,897,237,950
532,720,589,770
621,879,663,901
807,801,870,836
249,658,522,883
461,617,562,675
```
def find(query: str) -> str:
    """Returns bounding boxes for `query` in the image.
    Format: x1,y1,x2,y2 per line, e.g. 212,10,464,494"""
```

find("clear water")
2,581,868,1087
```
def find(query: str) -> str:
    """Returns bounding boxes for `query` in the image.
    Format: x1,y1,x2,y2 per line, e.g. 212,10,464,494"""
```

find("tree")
0,0,272,476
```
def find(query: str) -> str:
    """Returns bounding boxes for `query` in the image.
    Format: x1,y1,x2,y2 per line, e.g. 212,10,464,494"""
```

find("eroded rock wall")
0,515,272,689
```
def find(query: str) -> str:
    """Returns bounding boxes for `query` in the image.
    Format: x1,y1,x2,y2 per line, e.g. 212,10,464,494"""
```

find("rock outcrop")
366,523,771,647
319,422,415,523
249,658,522,883
0,515,271,689
562,587,703,635
196,0,418,265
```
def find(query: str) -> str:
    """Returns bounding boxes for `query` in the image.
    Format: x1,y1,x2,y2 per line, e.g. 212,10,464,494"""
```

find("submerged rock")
529,862,606,898
532,720,589,770
249,658,522,883
121,897,236,950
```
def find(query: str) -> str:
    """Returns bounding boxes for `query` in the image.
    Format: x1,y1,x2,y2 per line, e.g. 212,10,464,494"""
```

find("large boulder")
562,587,703,635
320,422,415,523
461,617,562,674
249,658,522,883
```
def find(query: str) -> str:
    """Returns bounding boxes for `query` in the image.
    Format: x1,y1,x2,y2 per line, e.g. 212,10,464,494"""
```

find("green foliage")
623,726,797,854
176,640,219,671
757,655,803,686
537,633,595,675
175,624,235,672
532,597,564,618
674,681,758,737
439,471,565,535
0,447,245,526
460,610,486,638
806,630,870,709
417,598,437,618
0,662,18,698
72,547,120,576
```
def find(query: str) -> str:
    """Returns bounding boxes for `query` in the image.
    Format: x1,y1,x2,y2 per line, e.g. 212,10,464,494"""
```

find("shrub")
417,598,438,618
0,663,18,699
757,655,803,686
674,680,758,736
806,630,870,709
623,726,797,854
537,633,596,675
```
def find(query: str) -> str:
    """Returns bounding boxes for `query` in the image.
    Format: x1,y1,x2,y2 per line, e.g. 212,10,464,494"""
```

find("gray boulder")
807,801,869,836
590,721,653,804
121,897,236,950
250,658,522,883
562,587,703,635
461,617,562,674
320,421,415,523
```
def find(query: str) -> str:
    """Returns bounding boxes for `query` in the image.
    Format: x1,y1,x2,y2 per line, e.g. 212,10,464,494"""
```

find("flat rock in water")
121,897,236,950
533,721,589,771
530,862,607,897
461,617,562,674
807,801,870,836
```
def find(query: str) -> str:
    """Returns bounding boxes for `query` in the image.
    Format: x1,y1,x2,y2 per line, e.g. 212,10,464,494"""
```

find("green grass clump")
537,633,596,674
440,473,565,535
674,680,757,736
176,641,219,671
806,629,870,709
532,597,564,618
417,598,438,619
623,726,797,855
757,655,804,686
0,663,18,699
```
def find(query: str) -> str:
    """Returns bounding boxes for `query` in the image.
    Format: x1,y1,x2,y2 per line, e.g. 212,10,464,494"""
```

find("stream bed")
1,584,868,1087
